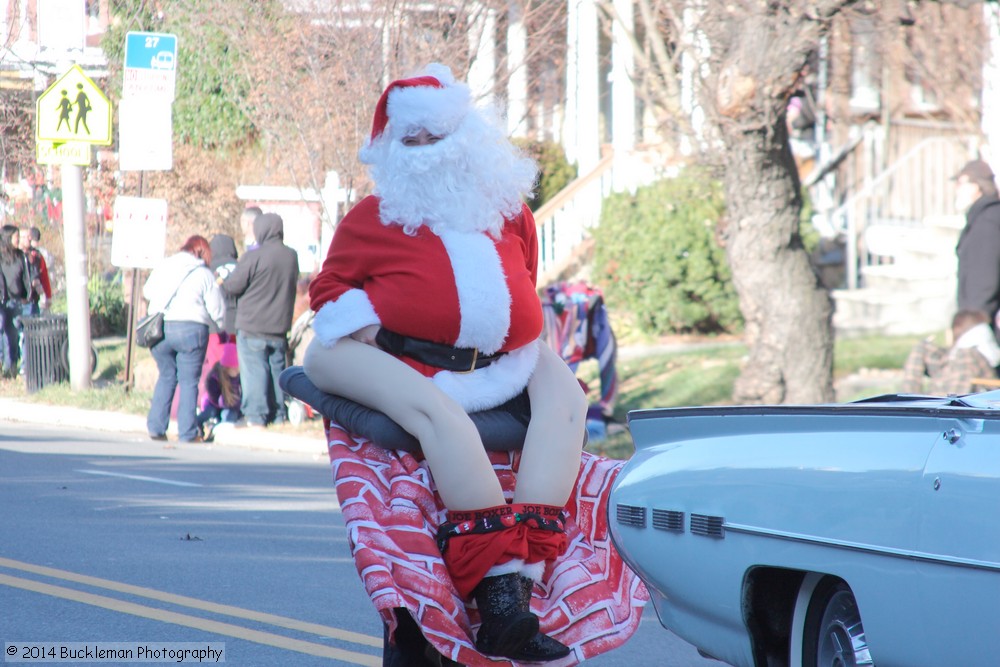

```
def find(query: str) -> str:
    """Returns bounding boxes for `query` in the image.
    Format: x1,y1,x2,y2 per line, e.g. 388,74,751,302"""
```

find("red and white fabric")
326,423,649,666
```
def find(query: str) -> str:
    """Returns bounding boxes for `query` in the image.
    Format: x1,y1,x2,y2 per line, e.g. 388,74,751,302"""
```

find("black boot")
509,575,572,662
383,609,463,667
472,572,539,658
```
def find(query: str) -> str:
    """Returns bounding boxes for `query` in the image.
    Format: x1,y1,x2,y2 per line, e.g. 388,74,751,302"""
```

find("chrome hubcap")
816,589,873,667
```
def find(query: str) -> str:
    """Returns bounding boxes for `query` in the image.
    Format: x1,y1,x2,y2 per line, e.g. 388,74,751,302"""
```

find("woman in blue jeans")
143,235,225,442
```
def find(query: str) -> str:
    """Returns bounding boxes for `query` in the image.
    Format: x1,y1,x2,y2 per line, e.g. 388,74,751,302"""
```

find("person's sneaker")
149,433,168,441
201,422,216,442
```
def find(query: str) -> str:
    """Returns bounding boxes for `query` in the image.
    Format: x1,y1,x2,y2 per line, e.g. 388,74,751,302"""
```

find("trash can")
21,315,69,393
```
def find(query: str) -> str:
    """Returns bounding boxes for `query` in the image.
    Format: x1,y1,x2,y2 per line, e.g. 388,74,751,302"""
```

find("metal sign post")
35,64,113,391
119,31,178,391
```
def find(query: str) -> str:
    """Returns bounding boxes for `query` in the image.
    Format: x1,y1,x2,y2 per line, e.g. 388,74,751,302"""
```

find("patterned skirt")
325,423,649,666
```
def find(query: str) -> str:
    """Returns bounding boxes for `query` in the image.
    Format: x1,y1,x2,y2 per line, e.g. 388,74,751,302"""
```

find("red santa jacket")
309,195,543,412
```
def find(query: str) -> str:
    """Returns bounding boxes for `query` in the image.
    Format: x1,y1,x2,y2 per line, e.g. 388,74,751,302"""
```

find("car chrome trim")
651,509,684,532
724,523,1000,572
628,400,1000,425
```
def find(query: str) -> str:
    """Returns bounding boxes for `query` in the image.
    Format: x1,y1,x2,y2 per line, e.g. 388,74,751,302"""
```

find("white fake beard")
367,112,538,237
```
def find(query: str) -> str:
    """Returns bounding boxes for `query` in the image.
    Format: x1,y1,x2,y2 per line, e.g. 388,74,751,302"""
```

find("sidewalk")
0,397,329,457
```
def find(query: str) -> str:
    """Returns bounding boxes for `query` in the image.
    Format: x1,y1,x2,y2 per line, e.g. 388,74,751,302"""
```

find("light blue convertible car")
609,392,1000,667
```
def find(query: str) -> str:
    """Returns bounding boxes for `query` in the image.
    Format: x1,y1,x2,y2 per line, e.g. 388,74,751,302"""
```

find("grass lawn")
0,333,925,459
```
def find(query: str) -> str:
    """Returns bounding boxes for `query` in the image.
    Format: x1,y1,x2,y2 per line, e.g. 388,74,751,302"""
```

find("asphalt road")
0,423,718,667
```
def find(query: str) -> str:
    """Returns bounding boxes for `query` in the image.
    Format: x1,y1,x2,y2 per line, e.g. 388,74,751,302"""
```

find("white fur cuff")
520,561,545,583
312,289,381,347
484,559,525,578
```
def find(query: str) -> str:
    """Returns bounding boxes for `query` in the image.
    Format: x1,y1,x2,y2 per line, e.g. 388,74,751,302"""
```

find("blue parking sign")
125,32,177,71
123,31,178,98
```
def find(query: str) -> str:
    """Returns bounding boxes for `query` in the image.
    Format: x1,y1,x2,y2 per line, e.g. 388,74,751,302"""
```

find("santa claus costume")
303,64,647,665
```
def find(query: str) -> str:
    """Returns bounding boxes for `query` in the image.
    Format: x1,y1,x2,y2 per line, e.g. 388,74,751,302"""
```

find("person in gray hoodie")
143,235,225,442
222,212,299,427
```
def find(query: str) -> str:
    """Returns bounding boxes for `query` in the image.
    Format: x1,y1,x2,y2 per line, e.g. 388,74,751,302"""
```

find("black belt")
375,327,506,373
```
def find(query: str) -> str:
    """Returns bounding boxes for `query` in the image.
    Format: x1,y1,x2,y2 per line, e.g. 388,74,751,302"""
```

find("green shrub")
50,272,128,337
88,272,128,337
513,139,577,211
592,167,742,335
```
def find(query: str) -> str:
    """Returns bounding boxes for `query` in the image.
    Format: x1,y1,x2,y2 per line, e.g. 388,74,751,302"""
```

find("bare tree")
600,0,859,404
0,87,35,182
100,0,568,249
609,0,992,404
205,0,568,221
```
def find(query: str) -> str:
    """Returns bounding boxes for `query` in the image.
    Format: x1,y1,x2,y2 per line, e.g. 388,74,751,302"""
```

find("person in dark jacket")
209,233,239,339
0,225,31,377
17,226,51,316
222,212,299,427
954,159,1000,326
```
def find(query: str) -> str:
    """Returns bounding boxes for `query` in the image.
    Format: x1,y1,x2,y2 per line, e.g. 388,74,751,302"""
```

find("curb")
0,398,328,457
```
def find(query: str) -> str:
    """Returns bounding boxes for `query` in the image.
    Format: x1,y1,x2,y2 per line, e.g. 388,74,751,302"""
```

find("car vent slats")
652,509,684,532
616,504,646,528
690,514,725,538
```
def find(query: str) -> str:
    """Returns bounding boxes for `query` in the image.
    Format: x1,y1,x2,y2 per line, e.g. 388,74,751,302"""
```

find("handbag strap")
159,265,202,315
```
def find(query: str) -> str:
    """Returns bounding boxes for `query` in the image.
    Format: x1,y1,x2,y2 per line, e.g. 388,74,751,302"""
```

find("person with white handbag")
142,235,225,443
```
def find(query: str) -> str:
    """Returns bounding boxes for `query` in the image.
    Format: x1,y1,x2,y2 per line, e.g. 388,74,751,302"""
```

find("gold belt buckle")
458,348,479,374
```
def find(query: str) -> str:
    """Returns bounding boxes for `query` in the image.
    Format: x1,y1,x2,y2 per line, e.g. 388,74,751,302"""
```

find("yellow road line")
0,557,381,649
0,574,380,666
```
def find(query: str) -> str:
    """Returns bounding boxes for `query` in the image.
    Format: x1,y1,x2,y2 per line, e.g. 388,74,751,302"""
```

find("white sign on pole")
118,97,172,171
37,0,84,52
111,196,168,269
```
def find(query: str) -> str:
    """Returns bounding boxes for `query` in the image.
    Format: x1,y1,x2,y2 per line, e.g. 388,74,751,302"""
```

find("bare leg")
514,344,587,506
303,337,505,510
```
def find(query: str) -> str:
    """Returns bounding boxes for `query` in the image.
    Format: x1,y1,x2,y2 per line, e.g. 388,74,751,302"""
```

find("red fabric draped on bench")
325,423,649,666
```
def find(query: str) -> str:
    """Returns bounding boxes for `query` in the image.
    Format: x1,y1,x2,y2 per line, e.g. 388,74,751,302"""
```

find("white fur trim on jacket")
312,289,381,347
433,341,540,412
439,229,510,354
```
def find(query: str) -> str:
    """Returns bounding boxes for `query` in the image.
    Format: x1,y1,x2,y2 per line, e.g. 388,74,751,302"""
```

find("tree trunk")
720,120,835,404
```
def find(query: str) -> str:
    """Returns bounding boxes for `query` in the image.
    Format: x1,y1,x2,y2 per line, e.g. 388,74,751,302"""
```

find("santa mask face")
401,128,444,147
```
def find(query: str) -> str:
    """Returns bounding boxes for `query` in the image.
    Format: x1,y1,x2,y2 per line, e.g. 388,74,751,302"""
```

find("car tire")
797,576,874,667
59,341,98,375
287,400,305,427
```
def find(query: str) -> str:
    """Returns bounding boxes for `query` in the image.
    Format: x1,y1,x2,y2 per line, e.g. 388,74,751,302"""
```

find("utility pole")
61,163,93,390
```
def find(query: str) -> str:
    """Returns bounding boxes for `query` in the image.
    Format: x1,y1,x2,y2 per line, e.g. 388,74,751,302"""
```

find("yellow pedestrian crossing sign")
36,65,112,145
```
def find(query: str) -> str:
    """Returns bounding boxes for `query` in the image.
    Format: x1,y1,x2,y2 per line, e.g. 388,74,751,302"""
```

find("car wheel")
799,576,874,667
59,341,98,375
287,400,305,427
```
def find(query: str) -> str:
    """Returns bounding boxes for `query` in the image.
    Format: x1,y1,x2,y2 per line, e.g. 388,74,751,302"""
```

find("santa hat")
363,64,472,149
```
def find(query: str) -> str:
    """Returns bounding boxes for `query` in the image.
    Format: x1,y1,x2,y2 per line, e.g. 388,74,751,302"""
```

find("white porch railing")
534,154,615,283
824,129,974,289
534,149,669,284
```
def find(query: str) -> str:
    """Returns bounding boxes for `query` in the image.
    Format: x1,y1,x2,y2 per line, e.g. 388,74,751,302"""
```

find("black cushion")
279,366,529,452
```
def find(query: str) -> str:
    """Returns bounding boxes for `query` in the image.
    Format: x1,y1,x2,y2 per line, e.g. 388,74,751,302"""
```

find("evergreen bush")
88,272,129,337
51,272,128,337
592,167,742,335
